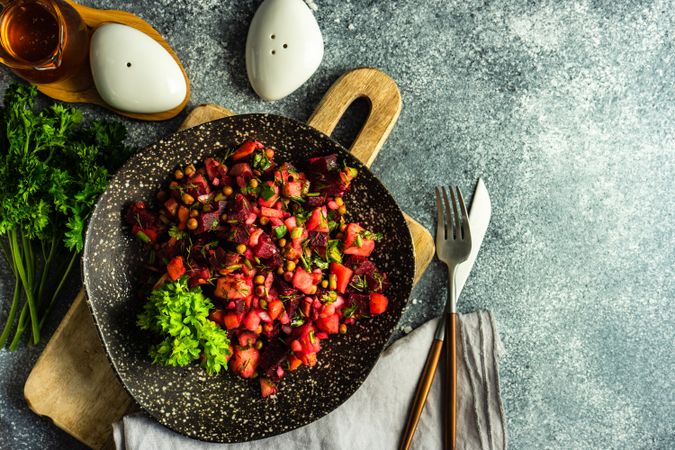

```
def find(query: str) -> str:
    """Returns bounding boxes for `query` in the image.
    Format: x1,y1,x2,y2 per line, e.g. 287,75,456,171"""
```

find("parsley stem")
9,303,29,350
0,277,21,348
20,230,40,344
36,237,57,307
8,229,39,344
38,251,78,331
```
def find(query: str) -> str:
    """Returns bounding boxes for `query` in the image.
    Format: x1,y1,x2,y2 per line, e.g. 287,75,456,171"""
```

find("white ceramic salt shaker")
90,23,187,114
246,0,324,101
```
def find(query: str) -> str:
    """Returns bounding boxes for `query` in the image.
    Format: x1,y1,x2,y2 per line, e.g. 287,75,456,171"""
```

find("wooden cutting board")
24,68,434,450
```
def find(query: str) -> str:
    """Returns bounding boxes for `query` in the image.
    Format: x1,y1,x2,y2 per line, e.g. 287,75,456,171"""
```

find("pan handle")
307,67,402,169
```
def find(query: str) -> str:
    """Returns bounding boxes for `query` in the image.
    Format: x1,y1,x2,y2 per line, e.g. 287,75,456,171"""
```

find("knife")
398,178,492,450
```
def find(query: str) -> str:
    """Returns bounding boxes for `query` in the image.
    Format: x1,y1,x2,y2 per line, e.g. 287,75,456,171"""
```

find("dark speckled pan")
82,114,414,443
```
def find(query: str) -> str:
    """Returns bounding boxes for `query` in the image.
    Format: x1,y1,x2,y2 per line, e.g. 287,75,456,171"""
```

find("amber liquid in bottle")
0,0,88,84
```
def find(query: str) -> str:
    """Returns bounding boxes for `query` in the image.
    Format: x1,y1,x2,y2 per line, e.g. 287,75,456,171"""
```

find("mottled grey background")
0,0,673,449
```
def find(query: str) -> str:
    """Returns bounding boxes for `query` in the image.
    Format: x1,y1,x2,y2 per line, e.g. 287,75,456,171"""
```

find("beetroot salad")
125,140,390,397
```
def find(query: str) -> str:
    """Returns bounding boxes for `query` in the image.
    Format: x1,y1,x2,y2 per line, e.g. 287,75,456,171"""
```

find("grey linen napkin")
114,311,506,450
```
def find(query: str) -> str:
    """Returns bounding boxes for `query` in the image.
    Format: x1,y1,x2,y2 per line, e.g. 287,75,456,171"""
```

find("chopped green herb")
342,302,358,319
137,277,231,375
349,275,368,292
253,150,273,172
274,224,288,239
168,225,187,240
320,290,337,304
326,239,343,263
259,183,276,201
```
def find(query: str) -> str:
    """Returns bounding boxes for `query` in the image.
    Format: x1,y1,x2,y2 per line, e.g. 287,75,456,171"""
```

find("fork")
437,186,472,450
398,187,472,450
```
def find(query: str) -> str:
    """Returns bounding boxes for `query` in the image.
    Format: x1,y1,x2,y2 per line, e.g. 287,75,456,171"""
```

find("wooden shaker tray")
35,0,190,121
24,68,434,449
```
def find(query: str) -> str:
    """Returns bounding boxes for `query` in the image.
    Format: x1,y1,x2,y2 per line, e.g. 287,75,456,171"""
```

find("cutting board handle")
307,67,402,168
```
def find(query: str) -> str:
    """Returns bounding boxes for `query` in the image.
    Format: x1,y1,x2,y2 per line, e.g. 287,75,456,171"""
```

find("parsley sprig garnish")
137,277,231,374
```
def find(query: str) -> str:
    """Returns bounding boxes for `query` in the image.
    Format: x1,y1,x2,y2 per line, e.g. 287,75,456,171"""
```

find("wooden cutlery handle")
398,338,444,450
444,313,458,450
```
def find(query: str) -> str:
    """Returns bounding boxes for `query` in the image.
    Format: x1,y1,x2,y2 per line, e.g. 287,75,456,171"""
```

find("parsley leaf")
138,278,231,375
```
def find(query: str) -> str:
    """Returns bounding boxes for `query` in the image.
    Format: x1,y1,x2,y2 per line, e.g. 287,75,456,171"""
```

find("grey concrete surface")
0,0,673,448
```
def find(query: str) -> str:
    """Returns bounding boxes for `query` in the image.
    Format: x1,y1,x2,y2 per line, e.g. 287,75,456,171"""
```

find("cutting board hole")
331,96,371,149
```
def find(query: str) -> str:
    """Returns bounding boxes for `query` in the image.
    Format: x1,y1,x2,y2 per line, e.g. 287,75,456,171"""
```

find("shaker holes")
126,62,132,67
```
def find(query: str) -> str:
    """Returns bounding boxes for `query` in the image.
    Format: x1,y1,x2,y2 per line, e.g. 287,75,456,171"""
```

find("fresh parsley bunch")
0,84,134,349
137,277,231,375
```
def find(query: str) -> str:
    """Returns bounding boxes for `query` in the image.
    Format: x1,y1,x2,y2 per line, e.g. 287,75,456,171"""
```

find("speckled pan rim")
83,113,414,443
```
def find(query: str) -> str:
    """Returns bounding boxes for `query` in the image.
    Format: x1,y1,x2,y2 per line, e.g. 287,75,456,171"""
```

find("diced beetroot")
238,331,257,347
261,206,284,218
292,267,316,294
267,252,283,270
283,180,303,198
259,339,289,381
232,140,263,161
316,313,340,334
222,312,243,330
186,174,210,197
243,310,261,331
229,162,252,177
227,194,253,223
195,211,221,234
214,274,252,300
225,225,249,244
166,256,186,281
254,233,278,259
187,266,210,287
306,194,327,208
308,231,328,249
308,154,338,173
347,293,370,317
230,346,259,378
330,262,353,294
204,157,221,180
307,206,329,232
125,202,157,228
260,377,278,397
163,197,178,216
345,255,377,276
369,293,388,315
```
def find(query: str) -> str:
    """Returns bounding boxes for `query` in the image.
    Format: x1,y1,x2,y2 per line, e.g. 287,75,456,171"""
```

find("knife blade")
455,177,491,297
